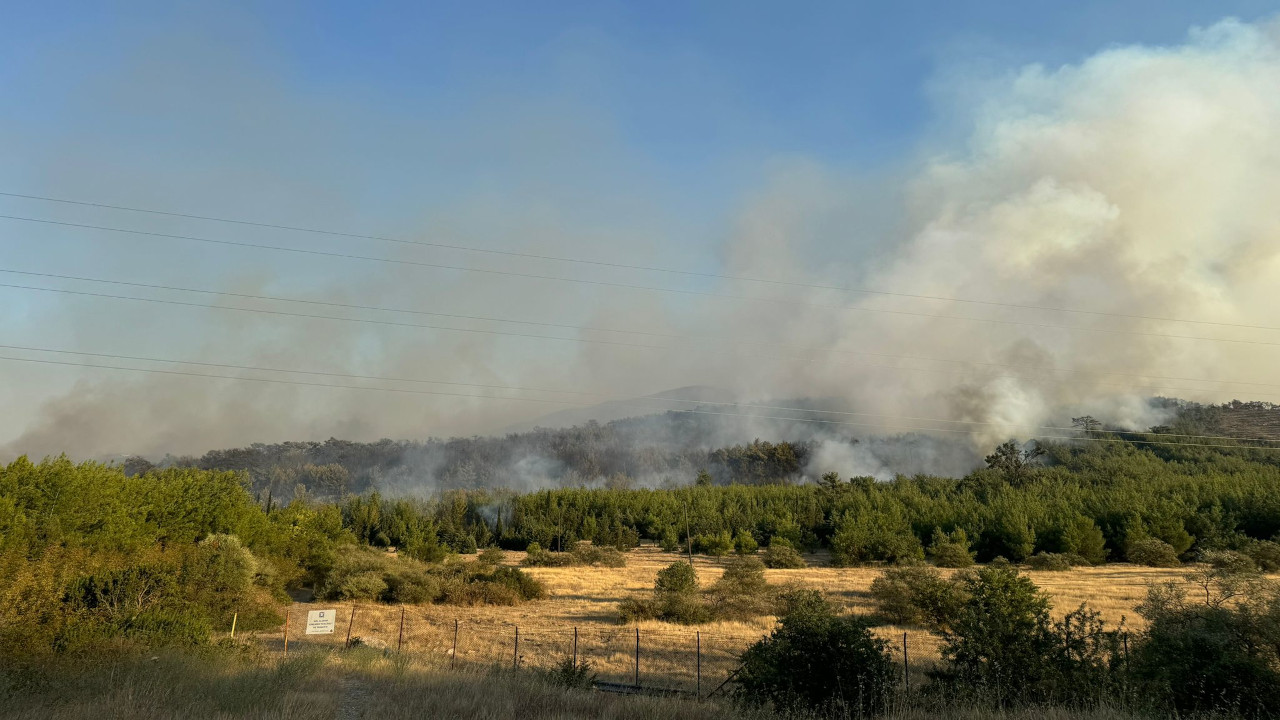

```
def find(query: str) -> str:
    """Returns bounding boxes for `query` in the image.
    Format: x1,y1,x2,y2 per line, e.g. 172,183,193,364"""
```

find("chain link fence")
265,605,947,697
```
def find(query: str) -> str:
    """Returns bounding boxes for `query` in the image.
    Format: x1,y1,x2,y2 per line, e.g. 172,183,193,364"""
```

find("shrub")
654,562,699,595
830,509,924,566
928,528,974,568
734,531,759,555
569,542,626,568
1025,552,1073,571
1245,539,1280,571
381,568,439,604
1199,549,1257,573
477,547,506,566
868,566,965,630
544,658,596,689
693,531,734,557
1060,516,1108,565
521,543,572,568
708,557,774,621
1127,538,1181,567
1131,575,1280,717
937,561,1120,706
762,539,807,569
737,592,894,715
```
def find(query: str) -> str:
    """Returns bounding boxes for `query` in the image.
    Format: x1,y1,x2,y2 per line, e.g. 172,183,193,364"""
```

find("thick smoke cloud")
4,16,1279,479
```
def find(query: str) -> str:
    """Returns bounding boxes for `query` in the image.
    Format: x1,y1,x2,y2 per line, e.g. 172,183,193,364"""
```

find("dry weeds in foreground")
0,649,1145,720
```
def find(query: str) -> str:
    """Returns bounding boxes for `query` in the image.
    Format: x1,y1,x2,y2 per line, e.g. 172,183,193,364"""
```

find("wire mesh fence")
268,604,948,697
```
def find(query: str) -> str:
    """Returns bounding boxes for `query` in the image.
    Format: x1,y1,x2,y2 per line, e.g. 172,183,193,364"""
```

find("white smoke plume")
4,16,1280,478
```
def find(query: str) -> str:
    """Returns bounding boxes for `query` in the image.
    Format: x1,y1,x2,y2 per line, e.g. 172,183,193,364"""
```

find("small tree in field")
737,590,894,716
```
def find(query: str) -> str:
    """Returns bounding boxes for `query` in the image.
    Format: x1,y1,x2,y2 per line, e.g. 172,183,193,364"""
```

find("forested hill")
128,412,815,500
122,399,1276,501
1156,400,1280,442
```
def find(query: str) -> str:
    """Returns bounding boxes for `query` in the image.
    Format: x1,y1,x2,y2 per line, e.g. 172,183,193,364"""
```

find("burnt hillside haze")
123,399,1280,501
131,412,816,501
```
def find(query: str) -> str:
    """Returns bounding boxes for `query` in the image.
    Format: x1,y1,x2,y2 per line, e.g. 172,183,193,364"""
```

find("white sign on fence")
305,609,337,635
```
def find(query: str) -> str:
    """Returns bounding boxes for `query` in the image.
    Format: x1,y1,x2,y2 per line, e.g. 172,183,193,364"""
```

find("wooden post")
902,632,909,693
283,609,290,656
696,631,701,697
345,606,357,647
451,620,459,670
573,627,578,669
634,628,640,687
230,612,238,640
397,607,405,653
514,626,520,669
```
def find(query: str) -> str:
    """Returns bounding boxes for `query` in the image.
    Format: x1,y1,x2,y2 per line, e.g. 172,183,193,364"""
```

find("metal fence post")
902,632,909,692
230,611,238,640
696,631,701,697
573,627,578,669
397,607,405,653
282,608,289,656
634,628,640,687
514,626,520,669
345,605,357,647
451,620,459,670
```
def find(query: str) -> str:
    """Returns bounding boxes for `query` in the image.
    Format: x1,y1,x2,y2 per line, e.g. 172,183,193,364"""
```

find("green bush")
1127,538,1181,567
707,556,774,621
830,508,923,566
936,561,1120,706
928,528,975,568
1025,552,1073,571
762,538,807,569
1245,539,1280,571
737,591,894,715
693,531,734,557
477,547,506,565
868,566,965,630
734,530,759,555
1130,575,1280,717
654,562,699,594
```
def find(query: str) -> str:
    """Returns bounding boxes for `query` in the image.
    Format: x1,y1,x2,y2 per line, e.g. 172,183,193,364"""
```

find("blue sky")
2,2,1278,458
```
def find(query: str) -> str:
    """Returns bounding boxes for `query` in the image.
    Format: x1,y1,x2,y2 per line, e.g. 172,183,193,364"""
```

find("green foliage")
869,566,965,630
737,592,895,715
733,530,759,555
692,530,734,556
762,538,807,569
654,561,698,595
707,556,774,621
830,504,923,566
937,561,1121,706
1025,552,1073,571
1126,538,1181,567
1131,573,1280,717
522,541,625,568
476,546,506,565
928,528,975,568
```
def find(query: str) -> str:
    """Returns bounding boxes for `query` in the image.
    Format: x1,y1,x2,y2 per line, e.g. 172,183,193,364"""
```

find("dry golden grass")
263,546,1244,690
0,647,1146,720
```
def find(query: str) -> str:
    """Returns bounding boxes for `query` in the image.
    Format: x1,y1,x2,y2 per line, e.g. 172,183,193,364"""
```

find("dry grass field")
270,547,1224,691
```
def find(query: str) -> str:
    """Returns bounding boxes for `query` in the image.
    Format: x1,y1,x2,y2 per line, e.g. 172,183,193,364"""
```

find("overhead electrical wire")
4,343,1279,446
3,214,1279,348
2,351,1278,451
5,278,1280,404
4,190,1278,333
4,267,1279,391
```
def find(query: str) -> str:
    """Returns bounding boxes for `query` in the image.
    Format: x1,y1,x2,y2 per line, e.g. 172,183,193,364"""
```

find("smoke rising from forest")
5,16,1280,485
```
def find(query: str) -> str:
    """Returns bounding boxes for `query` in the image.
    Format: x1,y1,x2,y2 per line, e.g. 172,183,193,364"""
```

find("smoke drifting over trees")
5,16,1280,470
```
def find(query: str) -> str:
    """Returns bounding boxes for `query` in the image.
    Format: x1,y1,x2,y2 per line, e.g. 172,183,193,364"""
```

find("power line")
4,344,1279,446
6,278,1280,404
5,267,1279,391
4,190,1277,333
5,351,1274,448
3,214,1278,348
